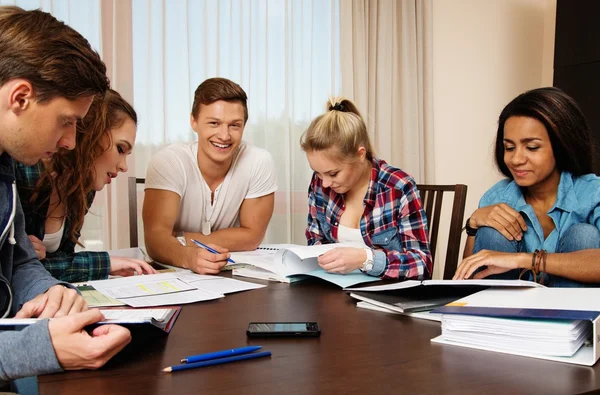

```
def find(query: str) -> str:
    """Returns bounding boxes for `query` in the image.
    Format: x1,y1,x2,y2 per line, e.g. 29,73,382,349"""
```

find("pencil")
162,351,271,372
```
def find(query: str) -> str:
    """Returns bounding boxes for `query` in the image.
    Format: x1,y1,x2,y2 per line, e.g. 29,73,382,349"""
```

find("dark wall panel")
554,0,600,175
554,0,600,68
554,62,600,173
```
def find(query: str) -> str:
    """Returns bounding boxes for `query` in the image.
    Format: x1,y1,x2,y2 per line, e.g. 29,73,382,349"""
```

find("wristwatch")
359,247,374,273
465,217,478,236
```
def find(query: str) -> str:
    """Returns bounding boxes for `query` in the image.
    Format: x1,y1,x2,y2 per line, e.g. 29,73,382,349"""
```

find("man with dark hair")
143,77,277,273
0,6,130,387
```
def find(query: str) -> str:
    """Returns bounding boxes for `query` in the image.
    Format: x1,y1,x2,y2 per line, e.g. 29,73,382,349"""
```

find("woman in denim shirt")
454,87,600,286
300,98,432,280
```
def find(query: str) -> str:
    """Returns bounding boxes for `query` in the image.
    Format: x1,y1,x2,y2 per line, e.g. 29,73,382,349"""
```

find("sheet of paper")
450,288,600,312
303,269,380,288
77,285,125,307
345,279,544,292
100,308,171,321
286,242,364,259
122,288,223,307
175,272,266,293
89,273,196,299
356,301,442,322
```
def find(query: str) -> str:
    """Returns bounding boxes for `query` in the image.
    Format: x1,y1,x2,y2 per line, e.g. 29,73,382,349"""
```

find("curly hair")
32,89,137,244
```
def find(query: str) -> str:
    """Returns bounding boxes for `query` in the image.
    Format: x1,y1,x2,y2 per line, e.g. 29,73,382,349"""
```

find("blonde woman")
300,98,432,279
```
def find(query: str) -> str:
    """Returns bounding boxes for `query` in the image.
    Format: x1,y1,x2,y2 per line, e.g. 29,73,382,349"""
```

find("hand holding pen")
191,239,236,264
182,239,232,275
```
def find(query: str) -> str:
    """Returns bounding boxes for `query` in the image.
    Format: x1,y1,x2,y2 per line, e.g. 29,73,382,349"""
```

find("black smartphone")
246,322,321,338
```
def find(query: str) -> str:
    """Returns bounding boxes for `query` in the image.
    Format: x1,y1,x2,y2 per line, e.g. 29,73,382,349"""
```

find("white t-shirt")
145,141,277,233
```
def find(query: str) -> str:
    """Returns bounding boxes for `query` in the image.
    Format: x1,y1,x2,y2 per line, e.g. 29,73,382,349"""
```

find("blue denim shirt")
479,172,600,253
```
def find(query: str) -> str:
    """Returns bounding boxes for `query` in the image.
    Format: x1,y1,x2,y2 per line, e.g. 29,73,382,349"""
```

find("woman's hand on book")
109,257,159,277
470,204,527,241
49,309,131,370
453,249,529,280
317,247,365,274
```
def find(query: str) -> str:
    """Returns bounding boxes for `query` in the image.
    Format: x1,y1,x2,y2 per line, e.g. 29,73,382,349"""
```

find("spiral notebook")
229,243,380,288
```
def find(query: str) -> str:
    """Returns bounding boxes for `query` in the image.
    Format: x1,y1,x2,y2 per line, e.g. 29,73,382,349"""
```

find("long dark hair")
495,87,592,178
33,89,137,244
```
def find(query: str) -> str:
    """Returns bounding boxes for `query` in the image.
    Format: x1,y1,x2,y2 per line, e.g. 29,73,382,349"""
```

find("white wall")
430,0,556,279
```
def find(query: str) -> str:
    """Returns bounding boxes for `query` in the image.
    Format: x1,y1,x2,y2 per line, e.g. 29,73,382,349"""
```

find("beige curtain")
340,0,434,182
97,0,135,250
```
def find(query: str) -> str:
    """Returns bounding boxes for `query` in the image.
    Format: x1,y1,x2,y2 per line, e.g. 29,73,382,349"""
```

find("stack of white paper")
431,288,600,365
441,314,591,356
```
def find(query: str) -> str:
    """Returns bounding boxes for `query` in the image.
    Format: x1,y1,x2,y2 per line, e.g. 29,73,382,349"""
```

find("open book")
0,307,181,334
346,279,545,314
230,243,381,288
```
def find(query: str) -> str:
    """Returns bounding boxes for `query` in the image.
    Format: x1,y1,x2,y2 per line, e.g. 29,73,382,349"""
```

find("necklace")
202,184,222,236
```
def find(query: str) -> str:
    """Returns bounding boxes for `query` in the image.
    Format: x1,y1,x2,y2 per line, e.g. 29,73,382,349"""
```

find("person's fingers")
453,251,482,280
15,293,48,318
38,288,61,318
63,309,106,330
199,250,229,262
506,208,528,231
140,262,158,274
48,288,79,318
317,250,337,265
497,204,527,235
487,218,518,241
68,296,88,315
473,267,494,280
205,243,229,253
197,266,221,275
462,259,486,279
132,264,143,275
89,325,132,366
497,209,525,240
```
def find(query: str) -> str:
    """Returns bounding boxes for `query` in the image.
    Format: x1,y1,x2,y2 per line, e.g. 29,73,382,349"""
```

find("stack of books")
346,279,544,321
440,313,591,357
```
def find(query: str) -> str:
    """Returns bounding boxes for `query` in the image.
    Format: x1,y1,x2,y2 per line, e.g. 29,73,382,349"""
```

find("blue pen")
180,346,262,363
162,351,271,372
190,239,236,264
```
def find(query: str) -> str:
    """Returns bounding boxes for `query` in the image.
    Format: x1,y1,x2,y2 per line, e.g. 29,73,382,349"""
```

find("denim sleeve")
366,250,386,277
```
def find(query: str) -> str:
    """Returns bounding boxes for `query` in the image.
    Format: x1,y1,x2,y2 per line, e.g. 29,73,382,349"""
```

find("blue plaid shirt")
306,158,432,279
15,162,110,282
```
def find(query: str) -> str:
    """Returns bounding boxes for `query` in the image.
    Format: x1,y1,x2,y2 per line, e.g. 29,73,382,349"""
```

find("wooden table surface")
39,278,600,395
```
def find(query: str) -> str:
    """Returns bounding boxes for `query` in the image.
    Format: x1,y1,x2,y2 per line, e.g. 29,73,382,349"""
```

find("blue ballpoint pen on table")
180,346,262,363
190,238,236,264
162,351,272,373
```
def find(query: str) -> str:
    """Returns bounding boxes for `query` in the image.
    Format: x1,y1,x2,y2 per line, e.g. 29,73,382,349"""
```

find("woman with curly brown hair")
15,89,156,282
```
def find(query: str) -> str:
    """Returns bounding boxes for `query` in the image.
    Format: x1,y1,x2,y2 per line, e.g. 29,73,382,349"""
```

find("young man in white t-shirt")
143,78,277,274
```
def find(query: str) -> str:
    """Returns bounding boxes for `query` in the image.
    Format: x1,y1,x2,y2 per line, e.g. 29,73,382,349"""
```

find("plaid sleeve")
380,181,432,280
43,249,111,283
305,180,324,246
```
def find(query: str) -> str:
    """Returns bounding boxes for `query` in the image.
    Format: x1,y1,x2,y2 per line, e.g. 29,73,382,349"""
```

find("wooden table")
39,279,600,395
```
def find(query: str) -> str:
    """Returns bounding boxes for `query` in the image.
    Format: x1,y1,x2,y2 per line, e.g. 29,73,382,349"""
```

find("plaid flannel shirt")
306,158,432,280
15,162,110,282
